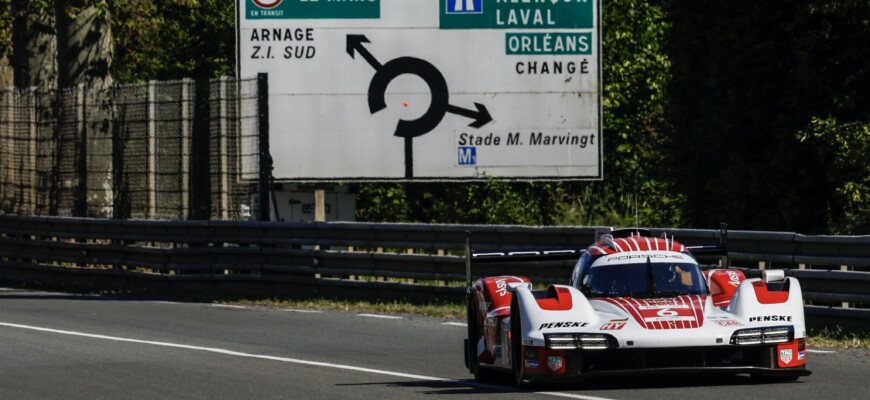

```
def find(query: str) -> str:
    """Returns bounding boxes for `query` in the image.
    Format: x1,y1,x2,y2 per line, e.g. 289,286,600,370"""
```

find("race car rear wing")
464,233,584,287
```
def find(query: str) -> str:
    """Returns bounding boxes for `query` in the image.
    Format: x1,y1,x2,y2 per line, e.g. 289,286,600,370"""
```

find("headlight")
732,329,762,345
545,333,614,350
546,334,576,350
730,326,793,345
761,327,792,343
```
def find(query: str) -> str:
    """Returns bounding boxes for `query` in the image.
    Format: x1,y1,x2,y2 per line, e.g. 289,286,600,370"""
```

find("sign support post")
257,72,271,221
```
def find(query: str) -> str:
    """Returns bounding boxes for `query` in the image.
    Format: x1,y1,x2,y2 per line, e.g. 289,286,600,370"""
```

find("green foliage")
662,0,870,233
111,0,235,81
228,298,467,320
0,1,10,61
601,0,670,185
356,180,552,225
799,118,870,234
354,184,412,222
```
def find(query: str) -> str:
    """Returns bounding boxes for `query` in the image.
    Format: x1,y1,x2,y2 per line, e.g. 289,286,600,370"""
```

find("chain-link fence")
0,76,262,220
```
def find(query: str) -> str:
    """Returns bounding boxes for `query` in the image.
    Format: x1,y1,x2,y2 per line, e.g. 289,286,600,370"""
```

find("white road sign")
237,0,602,181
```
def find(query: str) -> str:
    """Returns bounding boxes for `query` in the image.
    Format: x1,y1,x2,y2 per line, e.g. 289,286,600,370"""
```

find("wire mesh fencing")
0,76,261,220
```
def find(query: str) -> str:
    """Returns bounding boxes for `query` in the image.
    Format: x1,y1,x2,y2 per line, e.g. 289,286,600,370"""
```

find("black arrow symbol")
447,103,493,129
346,34,381,70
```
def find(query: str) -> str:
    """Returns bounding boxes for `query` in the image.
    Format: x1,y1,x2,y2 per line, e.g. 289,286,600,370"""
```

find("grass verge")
808,327,870,349
227,298,466,319
224,299,870,349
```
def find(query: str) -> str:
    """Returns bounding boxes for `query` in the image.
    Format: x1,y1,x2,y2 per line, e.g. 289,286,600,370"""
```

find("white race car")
464,227,810,386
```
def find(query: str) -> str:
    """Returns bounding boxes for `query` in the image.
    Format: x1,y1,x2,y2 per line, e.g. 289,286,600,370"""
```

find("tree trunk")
11,0,57,88
55,0,113,89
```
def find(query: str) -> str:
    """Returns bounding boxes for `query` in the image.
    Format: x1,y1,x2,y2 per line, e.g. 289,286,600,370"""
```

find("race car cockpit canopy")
579,252,708,298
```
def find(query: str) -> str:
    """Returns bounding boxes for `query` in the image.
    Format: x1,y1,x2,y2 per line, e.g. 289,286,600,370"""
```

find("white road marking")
806,349,836,354
535,393,620,400
281,309,323,314
442,322,467,327
0,321,618,400
357,313,403,320
211,304,248,310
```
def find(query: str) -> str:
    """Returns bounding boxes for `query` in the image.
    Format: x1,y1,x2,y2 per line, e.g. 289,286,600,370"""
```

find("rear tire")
467,292,498,382
510,296,526,388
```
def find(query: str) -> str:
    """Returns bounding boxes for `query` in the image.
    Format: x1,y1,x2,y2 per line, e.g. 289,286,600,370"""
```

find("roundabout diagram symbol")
368,57,449,139
347,34,493,178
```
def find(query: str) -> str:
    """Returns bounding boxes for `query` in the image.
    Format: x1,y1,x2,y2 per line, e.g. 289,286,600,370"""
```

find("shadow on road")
337,379,518,396
337,372,806,397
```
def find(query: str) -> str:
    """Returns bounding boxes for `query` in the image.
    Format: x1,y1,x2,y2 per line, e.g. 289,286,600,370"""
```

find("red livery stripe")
591,237,689,255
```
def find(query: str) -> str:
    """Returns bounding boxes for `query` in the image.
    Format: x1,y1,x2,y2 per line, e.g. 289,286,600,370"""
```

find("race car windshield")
582,261,707,298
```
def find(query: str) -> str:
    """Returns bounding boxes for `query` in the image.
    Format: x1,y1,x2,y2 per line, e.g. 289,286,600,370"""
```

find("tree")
111,0,235,82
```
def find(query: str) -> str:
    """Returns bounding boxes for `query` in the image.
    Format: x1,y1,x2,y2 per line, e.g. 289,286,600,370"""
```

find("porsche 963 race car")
464,227,810,386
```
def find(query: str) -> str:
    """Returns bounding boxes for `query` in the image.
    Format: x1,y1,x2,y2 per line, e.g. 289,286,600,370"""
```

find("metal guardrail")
0,215,868,332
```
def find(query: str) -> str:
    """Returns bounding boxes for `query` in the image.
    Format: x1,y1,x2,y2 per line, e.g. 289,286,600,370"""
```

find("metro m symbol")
458,147,477,165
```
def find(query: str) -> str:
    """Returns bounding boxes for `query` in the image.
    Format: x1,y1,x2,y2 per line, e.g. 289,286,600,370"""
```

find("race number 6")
657,308,678,317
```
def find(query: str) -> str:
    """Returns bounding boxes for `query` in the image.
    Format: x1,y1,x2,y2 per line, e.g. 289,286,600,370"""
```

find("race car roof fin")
687,223,729,265
594,227,613,242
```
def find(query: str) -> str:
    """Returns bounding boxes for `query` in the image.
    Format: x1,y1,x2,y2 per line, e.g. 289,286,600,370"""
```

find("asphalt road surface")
1,287,868,399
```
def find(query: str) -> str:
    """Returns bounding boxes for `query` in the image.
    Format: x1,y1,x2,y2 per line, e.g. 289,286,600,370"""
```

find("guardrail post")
841,265,850,309
314,189,325,222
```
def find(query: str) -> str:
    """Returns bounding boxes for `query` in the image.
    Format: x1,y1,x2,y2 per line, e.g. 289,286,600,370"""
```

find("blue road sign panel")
458,147,477,165
445,0,483,15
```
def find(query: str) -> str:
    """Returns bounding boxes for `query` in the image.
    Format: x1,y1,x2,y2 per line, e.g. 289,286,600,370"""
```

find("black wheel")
467,292,498,382
510,296,527,388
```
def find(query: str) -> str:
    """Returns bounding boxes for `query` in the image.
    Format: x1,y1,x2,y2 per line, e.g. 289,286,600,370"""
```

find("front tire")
750,373,801,383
